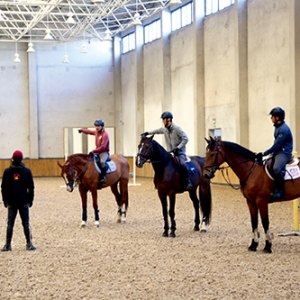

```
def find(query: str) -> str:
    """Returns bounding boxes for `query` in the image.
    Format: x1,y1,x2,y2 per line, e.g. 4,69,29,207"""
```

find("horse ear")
204,137,210,144
57,161,63,168
149,134,154,141
210,136,214,142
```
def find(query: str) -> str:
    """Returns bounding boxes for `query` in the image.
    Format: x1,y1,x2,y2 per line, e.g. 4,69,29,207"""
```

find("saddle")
264,156,300,181
93,157,116,174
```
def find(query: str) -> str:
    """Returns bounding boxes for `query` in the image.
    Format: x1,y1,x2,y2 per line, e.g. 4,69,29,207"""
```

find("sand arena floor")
0,177,299,300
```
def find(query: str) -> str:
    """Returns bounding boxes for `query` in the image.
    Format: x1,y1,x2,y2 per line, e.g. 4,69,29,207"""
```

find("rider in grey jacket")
142,111,192,190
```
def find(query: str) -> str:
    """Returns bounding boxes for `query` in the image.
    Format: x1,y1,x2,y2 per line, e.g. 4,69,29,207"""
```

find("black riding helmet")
94,119,104,127
269,107,285,120
161,111,173,120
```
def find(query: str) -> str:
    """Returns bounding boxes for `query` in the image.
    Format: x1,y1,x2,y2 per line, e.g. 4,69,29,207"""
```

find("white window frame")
205,0,235,16
144,19,161,44
122,32,135,54
171,2,193,32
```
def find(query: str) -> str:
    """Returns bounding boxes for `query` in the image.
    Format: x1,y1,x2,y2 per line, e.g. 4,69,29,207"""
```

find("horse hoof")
117,219,121,223
263,248,272,254
162,232,168,237
170,232,176,238
193,226,200,231
200,229,207,233
94,221,100,227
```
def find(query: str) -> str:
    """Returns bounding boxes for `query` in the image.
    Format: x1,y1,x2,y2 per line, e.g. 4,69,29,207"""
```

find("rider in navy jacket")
260,107,293,200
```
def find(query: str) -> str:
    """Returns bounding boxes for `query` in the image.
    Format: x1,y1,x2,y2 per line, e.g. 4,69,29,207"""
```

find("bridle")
137,140,162,164
205,139,259,189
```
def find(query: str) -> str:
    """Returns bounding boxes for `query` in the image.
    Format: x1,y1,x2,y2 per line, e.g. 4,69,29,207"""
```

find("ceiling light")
103,29,112,41
132,12,142,25
81,43,88,53
168,0,182,4
13,42,21,63
27,42,35,53
62,54,70,63
91,0,105,3
14,53,21,63
44,28,53,40
66,12,76,24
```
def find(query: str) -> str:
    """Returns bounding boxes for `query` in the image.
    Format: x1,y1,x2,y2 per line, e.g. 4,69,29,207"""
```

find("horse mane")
223,141,256,161
67,153,90,164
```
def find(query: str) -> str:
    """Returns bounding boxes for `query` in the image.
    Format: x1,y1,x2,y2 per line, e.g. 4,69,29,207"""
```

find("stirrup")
270,190,284,199
186,180,193,190
100,176,106,184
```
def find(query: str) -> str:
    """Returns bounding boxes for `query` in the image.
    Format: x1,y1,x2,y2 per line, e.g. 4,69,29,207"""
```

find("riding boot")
182,164,193,190
24,226,36,251
1,224,13,251
100,164,108,184
270,171,285,200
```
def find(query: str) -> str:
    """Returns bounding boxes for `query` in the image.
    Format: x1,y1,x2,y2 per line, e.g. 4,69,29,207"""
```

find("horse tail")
199,180,212,224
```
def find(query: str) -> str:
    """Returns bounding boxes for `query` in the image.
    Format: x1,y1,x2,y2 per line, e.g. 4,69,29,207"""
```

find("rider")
257,107,293,200
79,119,110,184
141,111,193,190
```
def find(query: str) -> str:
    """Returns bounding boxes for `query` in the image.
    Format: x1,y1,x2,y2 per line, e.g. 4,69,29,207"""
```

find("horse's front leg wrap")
94,209,99,221
82,210,87,221
253,228,260,242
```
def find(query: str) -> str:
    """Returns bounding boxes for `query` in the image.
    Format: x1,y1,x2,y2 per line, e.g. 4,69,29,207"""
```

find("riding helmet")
269,107,285,120
161,111,173,120
94,119,105,127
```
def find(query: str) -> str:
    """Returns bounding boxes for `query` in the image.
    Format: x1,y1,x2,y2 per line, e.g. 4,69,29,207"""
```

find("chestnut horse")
136,135,212,238
58,153,129,227
204,137,300,253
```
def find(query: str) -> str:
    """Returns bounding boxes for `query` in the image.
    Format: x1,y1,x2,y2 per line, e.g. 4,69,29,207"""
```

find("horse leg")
246,199,260,251
91,189,100,227
188,190,200,231
119,178,129,223
110,183,123,223
259,202,273,254
199,178,212,232
169,195,176,238
158,191,169,237
79,186,88,227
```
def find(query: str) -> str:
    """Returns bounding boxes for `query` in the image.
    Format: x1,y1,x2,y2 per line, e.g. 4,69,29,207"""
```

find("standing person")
257,107,293,199
142,111,193,190
1,150,36,251
79,119,110,183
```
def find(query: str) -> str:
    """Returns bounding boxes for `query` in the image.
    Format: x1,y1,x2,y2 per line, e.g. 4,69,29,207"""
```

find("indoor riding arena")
1,0,300,299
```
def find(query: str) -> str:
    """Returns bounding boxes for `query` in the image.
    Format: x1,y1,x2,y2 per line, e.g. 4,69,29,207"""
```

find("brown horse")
57,153,129,227
136,135,212,238
204,137,300,253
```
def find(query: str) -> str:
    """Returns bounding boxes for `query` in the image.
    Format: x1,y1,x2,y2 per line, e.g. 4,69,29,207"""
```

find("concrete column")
135,24,144,148
235,0,249,147
161,9,172,112
27,51,39,158
193,0,205,155
113,35,124,154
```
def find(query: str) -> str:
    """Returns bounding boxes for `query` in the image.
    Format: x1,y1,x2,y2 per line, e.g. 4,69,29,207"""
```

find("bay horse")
204,136,300,253
136,135,212,237
57,153,129,227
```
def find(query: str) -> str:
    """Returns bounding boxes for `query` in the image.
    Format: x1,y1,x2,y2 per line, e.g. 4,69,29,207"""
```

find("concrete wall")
0,0,300,163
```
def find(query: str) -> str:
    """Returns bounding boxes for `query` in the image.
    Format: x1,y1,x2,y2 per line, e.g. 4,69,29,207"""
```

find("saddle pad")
265,164,300,181
94,160,116,174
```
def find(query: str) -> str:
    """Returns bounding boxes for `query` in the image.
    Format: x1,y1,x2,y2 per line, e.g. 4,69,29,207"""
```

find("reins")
74,158,93,183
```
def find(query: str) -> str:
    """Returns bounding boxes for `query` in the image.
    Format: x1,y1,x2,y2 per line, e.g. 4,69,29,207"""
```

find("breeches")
98,152,109,168
273,153,291,175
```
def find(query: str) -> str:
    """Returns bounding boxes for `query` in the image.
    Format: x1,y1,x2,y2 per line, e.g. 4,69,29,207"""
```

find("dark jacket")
1,161,34,207
264,121,293,157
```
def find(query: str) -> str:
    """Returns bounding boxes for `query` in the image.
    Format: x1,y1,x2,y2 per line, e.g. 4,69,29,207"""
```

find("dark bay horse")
58,153,129,227
204,137,300,253
136,135,212,237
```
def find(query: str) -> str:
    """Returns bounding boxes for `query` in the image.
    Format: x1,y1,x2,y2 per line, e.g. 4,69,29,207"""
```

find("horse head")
57,160,76,192
204,136,225,179
136,134,155,168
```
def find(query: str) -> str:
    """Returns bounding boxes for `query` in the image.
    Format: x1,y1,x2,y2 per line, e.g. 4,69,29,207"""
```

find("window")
171,2,192,32
122,32,135,54
205,0,235,16
144,19,161,44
